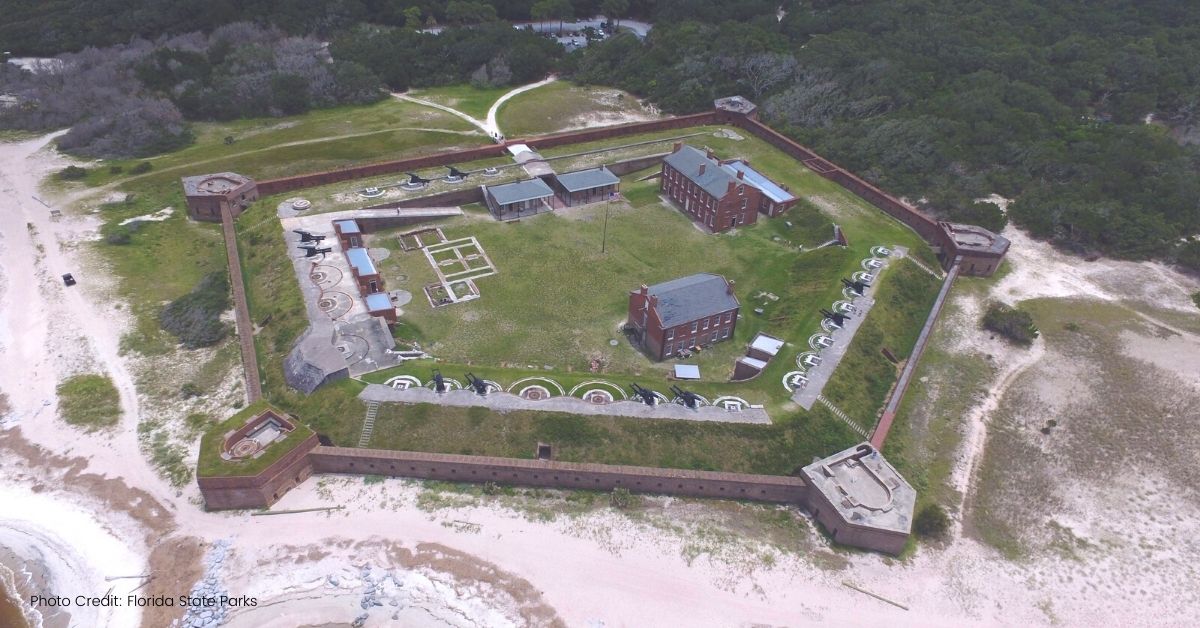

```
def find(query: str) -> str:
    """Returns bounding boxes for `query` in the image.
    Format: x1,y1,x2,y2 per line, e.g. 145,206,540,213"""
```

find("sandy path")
0,133,172,506
486,76,558,138
395,76,559,141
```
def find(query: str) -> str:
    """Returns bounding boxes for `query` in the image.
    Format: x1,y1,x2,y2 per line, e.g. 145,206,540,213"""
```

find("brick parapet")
198,433,319,509
309,446,808,503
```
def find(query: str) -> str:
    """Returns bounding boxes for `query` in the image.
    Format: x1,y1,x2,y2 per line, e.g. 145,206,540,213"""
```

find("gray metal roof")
663,145,740,199
646,273,739,327
555,167,619,193
487,178,554,206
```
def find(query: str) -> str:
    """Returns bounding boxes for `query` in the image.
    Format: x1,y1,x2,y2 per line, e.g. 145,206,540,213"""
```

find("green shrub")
130,161,153,174
105,228,132,245
610,487,637,509
180,382,202,398
159,272,230,348
108,164,124,174
57,374,120,428
914,503,951,539
1192,292,1200,310
982,302,1039,346
58,165,88,180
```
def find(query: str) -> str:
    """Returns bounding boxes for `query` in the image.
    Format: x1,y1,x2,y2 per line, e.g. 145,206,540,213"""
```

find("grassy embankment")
496,81,654,137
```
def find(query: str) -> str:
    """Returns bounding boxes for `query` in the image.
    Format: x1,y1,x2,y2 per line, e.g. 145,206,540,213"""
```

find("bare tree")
738,52,798,99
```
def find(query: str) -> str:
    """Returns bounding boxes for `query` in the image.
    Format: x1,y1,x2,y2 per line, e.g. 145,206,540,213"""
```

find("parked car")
62,273,76,286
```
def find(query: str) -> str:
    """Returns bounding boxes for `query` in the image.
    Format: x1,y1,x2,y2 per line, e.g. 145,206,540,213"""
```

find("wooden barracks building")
627,273,740,361
660,143,797,233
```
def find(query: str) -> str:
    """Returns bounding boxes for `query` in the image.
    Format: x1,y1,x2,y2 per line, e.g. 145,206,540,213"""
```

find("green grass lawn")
57,374,121,429
496,82,655,137
81,99,481,188
408,84,512,120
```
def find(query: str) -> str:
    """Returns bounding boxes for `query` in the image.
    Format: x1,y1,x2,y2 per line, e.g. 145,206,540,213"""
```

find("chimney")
698,164,706,175
706,148,717,160
736,170,744,180
727,279,735,295
639,284,649,296
648,294,658,309
672,142,683,153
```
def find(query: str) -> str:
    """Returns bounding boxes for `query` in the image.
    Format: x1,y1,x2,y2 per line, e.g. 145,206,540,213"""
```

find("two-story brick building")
660,144,797,233
627,273,740,361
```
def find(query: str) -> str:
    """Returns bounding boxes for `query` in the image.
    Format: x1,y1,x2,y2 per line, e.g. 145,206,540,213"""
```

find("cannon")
465,372,490,396
669,385,702,410
820,308,848,328
446,166,470,180
841,277,866,296
432,369,447,394
293,229,326,243
629,383,658,406
298,245,332,258
406,172,433,185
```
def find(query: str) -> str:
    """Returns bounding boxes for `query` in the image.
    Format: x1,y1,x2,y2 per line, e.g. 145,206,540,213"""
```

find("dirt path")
486,76,558,138
394,76,559,141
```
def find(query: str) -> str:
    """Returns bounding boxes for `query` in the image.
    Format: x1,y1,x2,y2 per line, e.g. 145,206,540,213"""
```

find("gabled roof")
643,273,739,328
556,167,619,193
663,145,740,199
334,219,360,234
487,178,554,206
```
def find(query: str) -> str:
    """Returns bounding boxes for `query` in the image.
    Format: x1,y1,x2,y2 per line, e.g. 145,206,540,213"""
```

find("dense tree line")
5,0,1200,266
0,0,634,55
569,1,1200,266
330,22,563,90
0,24,383,157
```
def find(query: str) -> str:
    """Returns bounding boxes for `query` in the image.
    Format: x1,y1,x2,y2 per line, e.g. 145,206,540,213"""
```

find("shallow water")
0,561,32,628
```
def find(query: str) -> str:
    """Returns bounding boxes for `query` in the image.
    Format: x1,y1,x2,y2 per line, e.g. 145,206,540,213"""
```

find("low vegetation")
159,272,230,349
982,302,1040,346
57,374,121,428
914,503,951,539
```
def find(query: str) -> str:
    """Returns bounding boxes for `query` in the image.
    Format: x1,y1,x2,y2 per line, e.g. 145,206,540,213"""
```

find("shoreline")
0,541,68,628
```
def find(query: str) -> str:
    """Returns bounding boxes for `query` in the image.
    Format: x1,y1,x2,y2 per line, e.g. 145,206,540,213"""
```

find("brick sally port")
200,405,915,555
190,95,1007,555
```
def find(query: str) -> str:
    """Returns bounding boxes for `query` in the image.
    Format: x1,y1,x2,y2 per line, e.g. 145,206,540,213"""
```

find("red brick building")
660,144,797,233
181,172,258,222
627,273,740,361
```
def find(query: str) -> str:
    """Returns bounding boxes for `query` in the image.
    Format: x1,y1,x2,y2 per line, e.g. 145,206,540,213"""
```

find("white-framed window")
664,342,673,355
666,328,674,341
702,318,709,330
738,185,744,195
722,328,730,339
691,321,698,333
725,312,732,323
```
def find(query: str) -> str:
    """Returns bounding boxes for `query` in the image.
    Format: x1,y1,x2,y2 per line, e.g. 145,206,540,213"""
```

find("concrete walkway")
790,252,896,410
360,384,772,425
